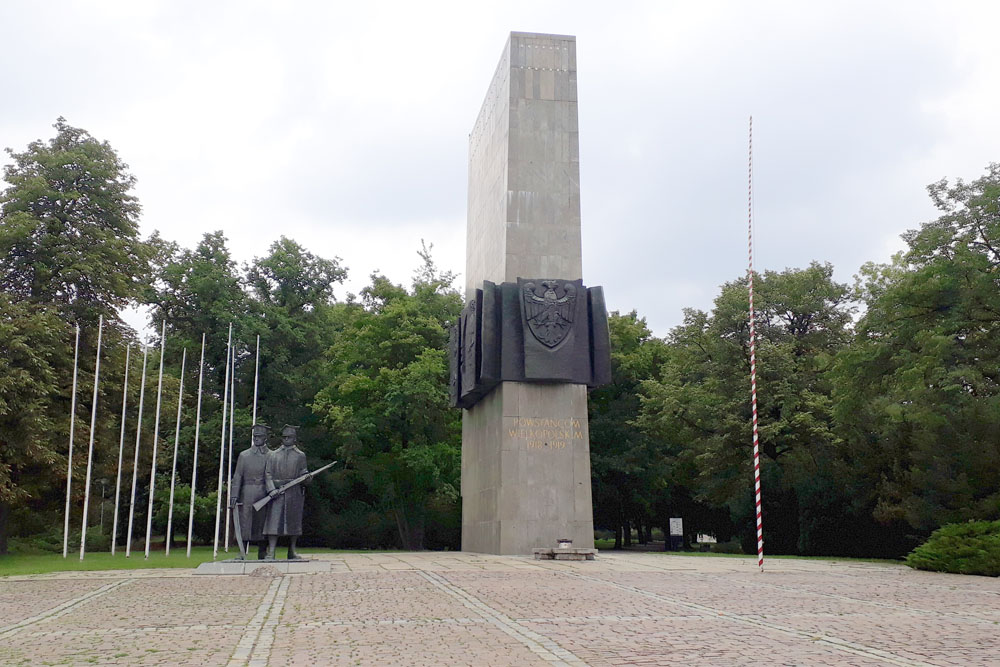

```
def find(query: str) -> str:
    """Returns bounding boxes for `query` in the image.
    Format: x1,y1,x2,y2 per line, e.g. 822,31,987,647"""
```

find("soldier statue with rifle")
261,425,314,560
228,423,271,560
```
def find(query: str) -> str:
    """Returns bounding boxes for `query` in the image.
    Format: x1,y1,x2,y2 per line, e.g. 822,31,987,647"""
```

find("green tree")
0,297,71,552
1,118,149,326
143,230,251,535
313,249,462,549
588,311,673,548
639,263,856,554
246,237,346,431
152,483,219,545
0,120,151,553
246,236,346,313
147,230,249,365
834,164,1000,538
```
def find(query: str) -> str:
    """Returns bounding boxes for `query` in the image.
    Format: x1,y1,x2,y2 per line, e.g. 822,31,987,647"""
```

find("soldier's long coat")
263,446,308,536
230,445,270,542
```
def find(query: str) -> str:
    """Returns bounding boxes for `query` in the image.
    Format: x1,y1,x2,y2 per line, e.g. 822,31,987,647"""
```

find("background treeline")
0,120,461,554
593,165,1000,557
1,121,998,557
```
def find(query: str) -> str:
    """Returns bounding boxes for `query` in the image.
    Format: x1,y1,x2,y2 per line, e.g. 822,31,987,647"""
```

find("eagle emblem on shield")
521,280,577,348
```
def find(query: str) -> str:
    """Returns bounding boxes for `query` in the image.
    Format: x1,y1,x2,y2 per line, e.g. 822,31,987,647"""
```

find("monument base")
462,381,595,555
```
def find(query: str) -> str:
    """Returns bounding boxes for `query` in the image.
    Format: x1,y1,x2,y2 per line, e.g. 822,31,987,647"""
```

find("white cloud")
3,0,1000,336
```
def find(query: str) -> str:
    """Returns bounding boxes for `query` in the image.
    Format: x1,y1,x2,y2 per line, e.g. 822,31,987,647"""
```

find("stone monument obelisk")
457,32,610,555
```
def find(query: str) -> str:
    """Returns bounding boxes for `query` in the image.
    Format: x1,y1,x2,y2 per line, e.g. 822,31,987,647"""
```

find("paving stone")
0,579,114,626
0,552,998,665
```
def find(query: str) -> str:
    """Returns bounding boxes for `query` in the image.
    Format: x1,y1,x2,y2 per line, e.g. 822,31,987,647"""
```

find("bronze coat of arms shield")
520,280,577,348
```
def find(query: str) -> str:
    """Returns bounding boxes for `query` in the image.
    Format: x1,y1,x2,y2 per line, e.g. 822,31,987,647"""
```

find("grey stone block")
532,547,597,560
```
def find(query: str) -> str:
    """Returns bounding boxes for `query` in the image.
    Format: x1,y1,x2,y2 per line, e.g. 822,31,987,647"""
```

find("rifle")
252,461,337,512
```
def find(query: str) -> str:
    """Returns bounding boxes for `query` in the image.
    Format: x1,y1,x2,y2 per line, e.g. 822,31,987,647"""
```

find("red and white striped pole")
747,116,764,572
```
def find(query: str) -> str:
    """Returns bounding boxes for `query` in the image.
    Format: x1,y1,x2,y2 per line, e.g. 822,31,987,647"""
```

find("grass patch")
0,545,348,577
905,520,1000,577
655,552,901,564
2,546,219,577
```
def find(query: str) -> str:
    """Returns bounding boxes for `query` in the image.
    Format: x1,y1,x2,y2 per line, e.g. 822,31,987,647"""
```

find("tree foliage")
246,236,346,432
0,297,73,552
638,263,862,554
1,118,148,326
0,120,153,553
834,164,1000,535
589,311,674,547
313,250,462,549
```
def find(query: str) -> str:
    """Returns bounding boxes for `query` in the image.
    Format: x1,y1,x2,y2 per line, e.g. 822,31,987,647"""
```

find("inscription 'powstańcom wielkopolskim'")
506,417,585,450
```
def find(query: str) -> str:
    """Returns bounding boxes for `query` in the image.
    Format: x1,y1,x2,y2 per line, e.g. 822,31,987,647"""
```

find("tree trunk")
614,503,623,549
394,505,425,550
623,517,632,547
0,501,8,555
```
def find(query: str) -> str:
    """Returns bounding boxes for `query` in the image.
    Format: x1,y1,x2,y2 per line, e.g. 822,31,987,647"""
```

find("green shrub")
10,526,110,554
709,539,743,554
905,520,1000,577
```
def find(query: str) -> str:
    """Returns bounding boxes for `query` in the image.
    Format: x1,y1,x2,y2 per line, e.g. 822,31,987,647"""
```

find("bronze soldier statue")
229,424,272,560
263,425,309,560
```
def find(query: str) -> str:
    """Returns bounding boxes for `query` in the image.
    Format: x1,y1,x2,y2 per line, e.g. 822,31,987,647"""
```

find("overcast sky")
3,1,999,337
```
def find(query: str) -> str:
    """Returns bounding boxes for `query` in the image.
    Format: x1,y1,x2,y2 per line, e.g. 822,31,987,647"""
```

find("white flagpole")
144,321,167,559
165,348,186,556
62,324,80,558
79,315,104,559
187,333,206,557
213,323,232,559
126,344,149,557
224,343,235,551
111,344,130,556
253,334,260,425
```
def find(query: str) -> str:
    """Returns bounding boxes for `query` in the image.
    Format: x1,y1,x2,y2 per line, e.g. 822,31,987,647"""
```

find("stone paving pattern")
0,552,997,665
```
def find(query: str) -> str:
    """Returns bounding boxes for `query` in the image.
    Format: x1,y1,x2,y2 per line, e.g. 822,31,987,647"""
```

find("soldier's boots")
258,543,268,560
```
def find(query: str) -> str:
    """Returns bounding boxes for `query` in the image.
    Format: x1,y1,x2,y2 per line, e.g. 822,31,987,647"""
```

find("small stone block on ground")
532,547,597,560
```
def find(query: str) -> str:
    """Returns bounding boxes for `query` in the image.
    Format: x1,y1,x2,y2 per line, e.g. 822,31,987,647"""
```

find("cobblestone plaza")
1,552,997,665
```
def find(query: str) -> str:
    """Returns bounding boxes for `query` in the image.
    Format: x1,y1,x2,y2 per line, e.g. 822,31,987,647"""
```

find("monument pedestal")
462,382,594,555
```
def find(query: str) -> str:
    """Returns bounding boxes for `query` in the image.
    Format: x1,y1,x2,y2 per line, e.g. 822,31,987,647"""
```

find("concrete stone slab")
194,559,332,575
